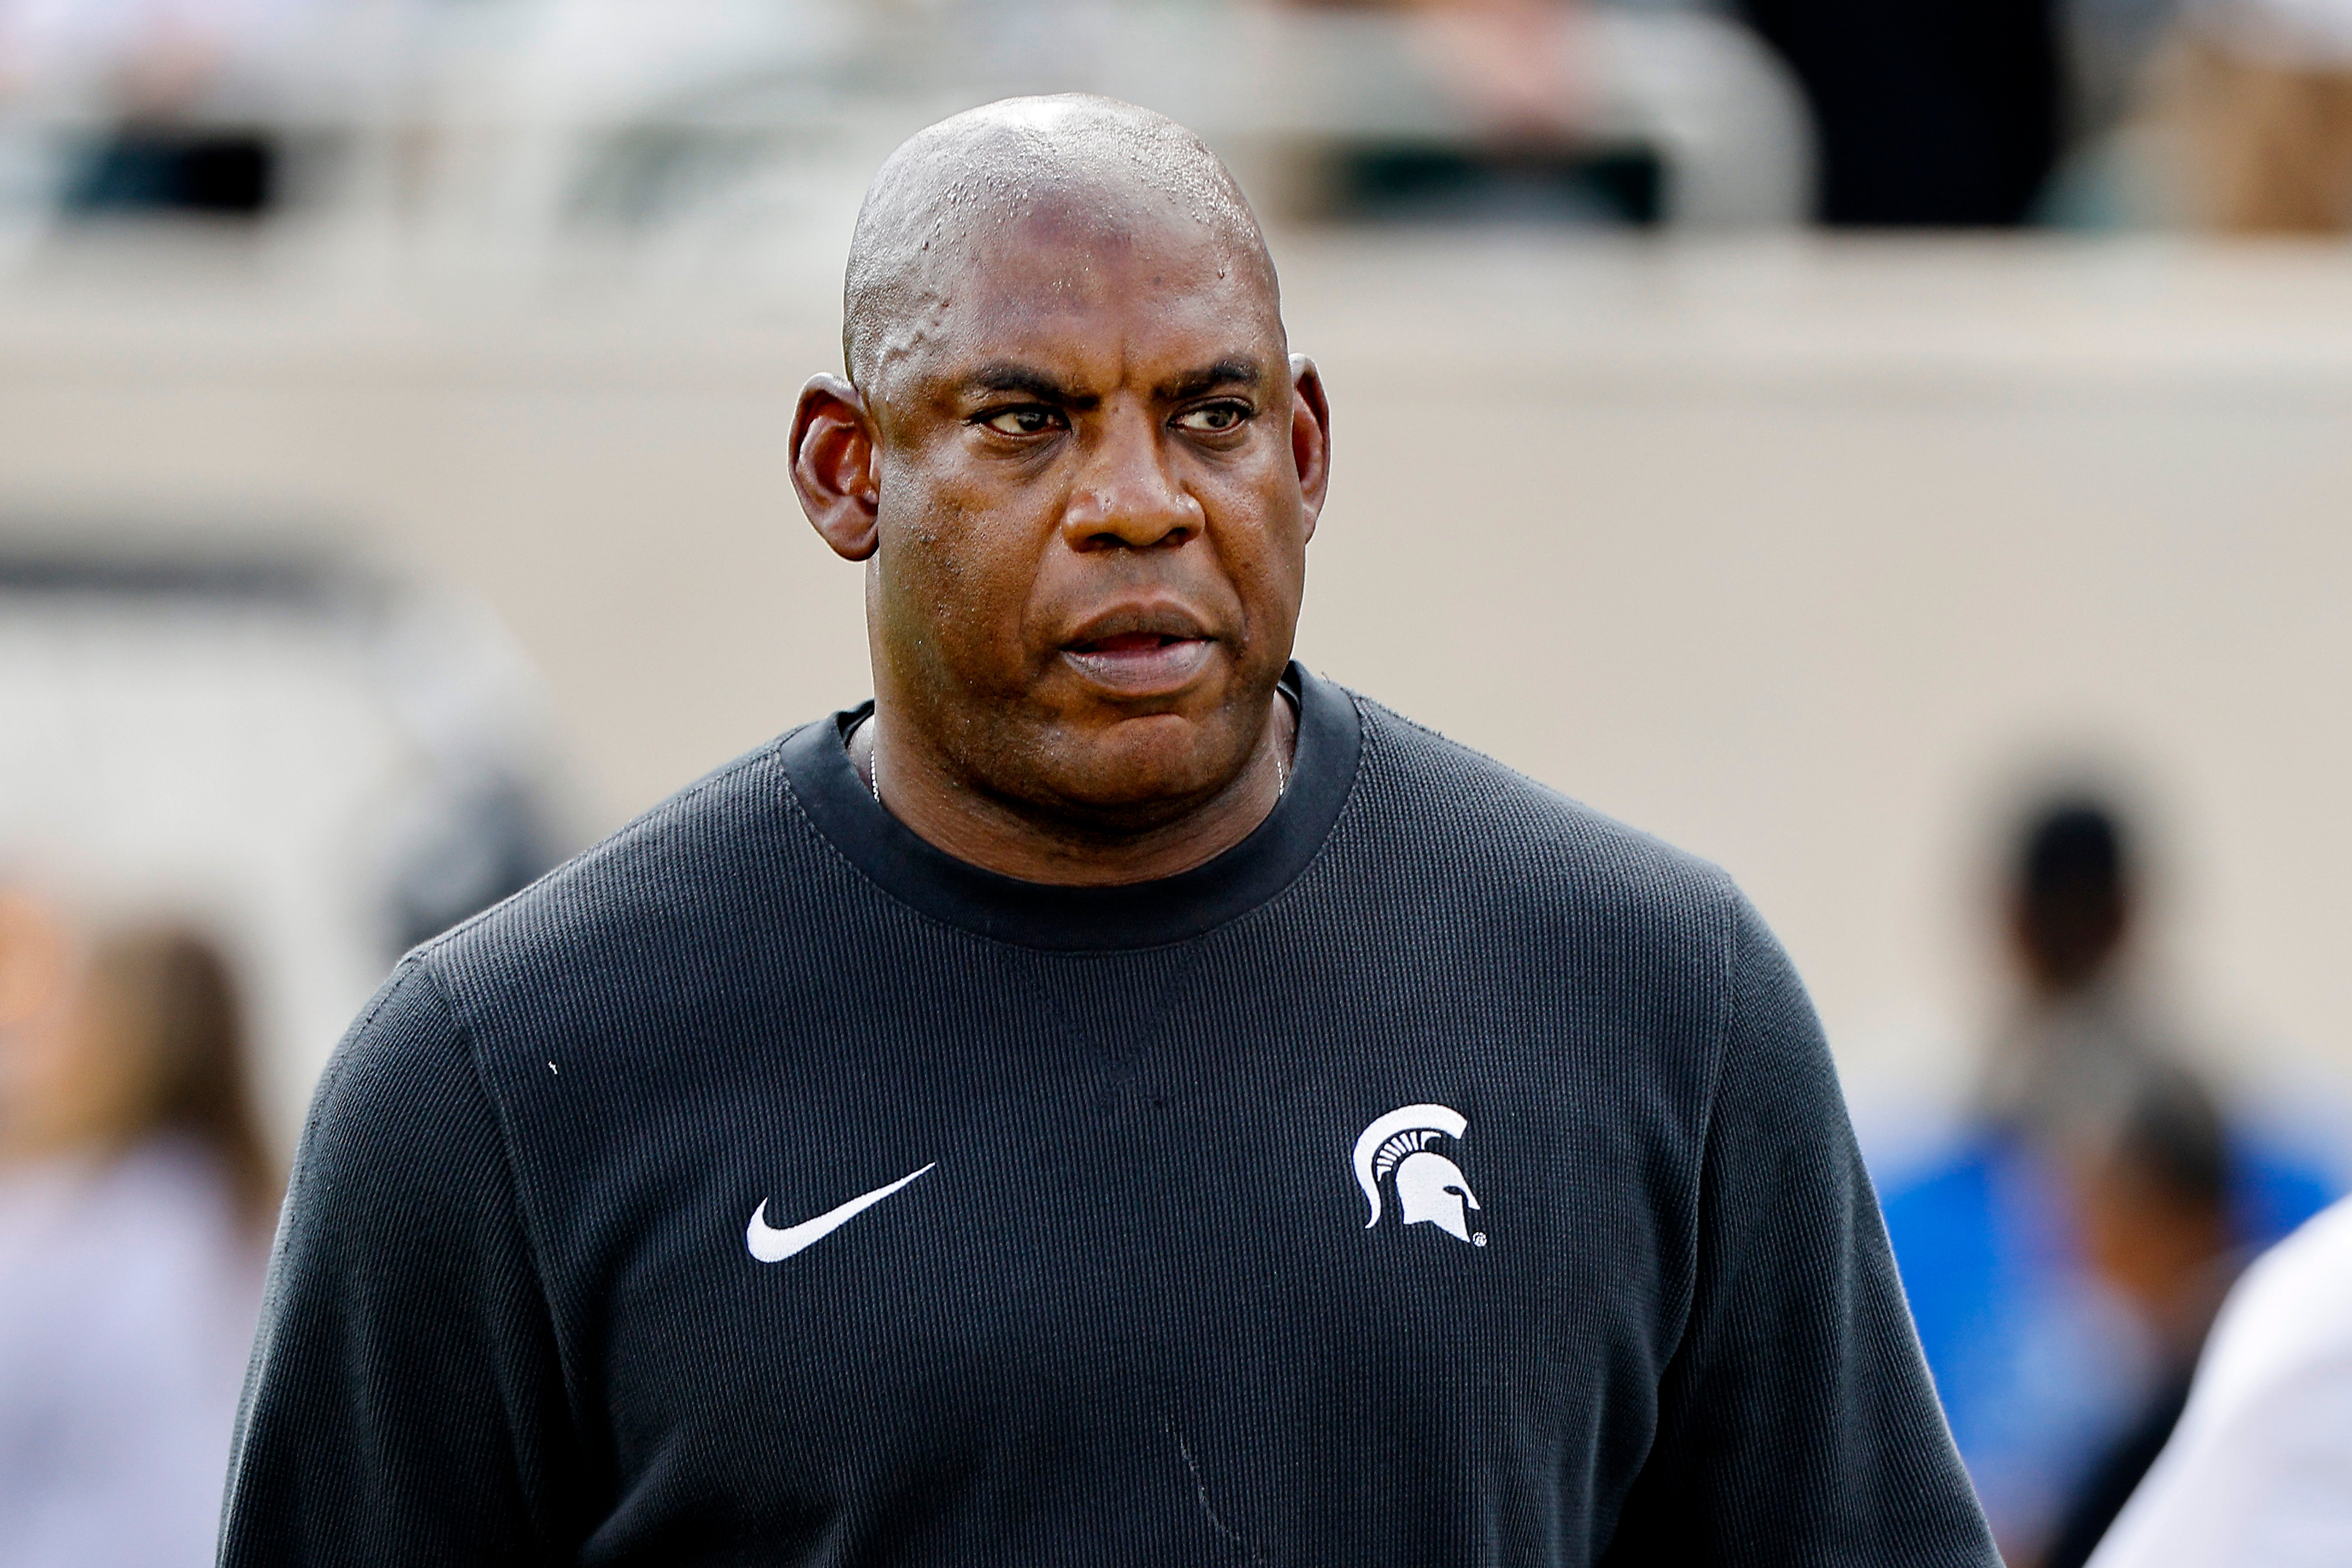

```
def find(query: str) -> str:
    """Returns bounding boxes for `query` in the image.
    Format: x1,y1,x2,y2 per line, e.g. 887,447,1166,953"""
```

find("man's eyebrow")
963,364,1099,409
1157,358,1263,401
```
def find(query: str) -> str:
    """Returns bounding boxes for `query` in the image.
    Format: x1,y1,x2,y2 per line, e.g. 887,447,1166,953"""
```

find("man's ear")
1288,355,1331,544
792,374,882,561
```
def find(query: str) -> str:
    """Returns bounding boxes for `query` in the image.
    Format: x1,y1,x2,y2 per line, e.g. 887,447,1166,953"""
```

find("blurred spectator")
1739,0,2065,223
1878,797,2333,1561
1392,0,1590,145
2148,0,2352,231
2043,1062,2236,1567
0,899,275,1568
1279,0,1656,224
0,0,335,220
2086,1192,2352,1566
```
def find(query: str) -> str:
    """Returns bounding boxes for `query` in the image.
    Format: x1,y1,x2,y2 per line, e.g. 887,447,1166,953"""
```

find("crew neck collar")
779,663,1361,951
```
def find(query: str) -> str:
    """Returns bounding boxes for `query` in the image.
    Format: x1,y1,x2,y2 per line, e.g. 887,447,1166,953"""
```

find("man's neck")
850,694,1297,888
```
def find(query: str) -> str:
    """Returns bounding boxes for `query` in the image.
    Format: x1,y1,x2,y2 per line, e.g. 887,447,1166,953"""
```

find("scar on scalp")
841,95,1281,396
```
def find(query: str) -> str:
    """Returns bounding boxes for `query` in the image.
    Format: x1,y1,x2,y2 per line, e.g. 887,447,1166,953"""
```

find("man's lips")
1059,629,1218,695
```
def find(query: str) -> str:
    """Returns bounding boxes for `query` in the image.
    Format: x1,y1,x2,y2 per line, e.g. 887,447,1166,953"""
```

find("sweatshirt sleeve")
219,959,584,1567
1602,896,1998,1566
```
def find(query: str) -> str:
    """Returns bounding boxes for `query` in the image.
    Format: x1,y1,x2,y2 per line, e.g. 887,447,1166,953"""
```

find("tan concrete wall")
4,233,2348,1105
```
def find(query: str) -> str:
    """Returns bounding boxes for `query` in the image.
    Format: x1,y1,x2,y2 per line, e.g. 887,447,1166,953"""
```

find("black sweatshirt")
220,666,1995,1566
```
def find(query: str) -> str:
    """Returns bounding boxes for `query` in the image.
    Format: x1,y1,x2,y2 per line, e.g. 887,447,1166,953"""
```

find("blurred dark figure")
1739,0,2065,222
384,772,569,955
0,899,276,1565
1879,797,2333,1561
71,128,275,217
25,4,291,220
2044,1065,2236,1568
2017,803,2129,988
1979,803,2152,1132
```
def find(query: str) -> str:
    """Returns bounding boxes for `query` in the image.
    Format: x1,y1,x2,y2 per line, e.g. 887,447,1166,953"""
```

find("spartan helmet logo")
1353,1104,1484,1245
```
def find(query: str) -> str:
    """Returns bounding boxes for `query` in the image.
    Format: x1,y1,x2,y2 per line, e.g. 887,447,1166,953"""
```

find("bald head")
843,95,1279,395
791,95,1328,879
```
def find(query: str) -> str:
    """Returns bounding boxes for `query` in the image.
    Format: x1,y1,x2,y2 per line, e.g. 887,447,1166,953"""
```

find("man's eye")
979,407,1063,436
1175,403,1250,433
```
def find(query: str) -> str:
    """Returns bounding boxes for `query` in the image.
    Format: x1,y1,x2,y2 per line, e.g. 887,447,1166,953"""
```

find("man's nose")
1058,407,1202,551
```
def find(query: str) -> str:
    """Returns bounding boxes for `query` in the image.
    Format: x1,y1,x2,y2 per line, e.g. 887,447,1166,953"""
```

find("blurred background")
2,0,2350,1563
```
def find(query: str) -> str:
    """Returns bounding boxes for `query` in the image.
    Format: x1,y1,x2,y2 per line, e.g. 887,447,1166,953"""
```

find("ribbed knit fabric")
220,665,1996,1566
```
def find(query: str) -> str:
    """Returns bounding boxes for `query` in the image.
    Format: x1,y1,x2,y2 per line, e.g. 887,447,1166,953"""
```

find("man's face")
860,201,1321,822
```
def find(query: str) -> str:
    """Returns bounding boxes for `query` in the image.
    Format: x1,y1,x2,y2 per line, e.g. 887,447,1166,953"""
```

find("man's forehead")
942,191,1271,314
844,98,1282,397
874,212,1283,399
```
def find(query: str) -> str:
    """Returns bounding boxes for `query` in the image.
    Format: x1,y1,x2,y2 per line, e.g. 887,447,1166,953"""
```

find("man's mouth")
1059,629,1218,694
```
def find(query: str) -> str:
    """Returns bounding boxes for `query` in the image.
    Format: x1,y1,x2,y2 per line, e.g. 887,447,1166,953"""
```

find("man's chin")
1020,712,1259,822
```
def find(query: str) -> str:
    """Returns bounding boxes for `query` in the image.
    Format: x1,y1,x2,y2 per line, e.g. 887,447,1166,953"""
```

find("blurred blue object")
1882,1127,2335,1549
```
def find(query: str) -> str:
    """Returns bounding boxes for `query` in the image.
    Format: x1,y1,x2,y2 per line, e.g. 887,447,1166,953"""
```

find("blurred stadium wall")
2,228,2349,1155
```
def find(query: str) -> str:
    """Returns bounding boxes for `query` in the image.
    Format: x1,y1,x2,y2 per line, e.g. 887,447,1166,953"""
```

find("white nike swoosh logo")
746,1163,935,1263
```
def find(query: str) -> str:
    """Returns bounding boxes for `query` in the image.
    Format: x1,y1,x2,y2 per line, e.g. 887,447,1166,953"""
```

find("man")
2044,1064,2236,1568
220,96,1994,1565
2088,1193,2352,1567
1880,798,2332,1555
